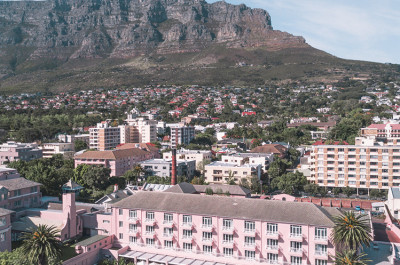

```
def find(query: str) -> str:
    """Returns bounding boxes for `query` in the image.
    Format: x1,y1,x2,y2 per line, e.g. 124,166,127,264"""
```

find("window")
164,213,173,223
14,200,21,207
244,221,255,232
245,250,256,260
223,234,233,243
223,219,233,230
183,229,192,238
129,210,137,219
267,223,278,235
0,232,5,242
129,236,137,243
267,239,278,250
315,228,327,240
119,233,123,239
146,238,154,246
164,240,173,249
146,211,154,221
183,242,192,251
290,241,302,252
316,259,327,265
223,247,233,257
203,245,213,254
290,225,302,238
244,236,255,246
119,209,123,215
119,221,123,227
291,256,302,265
164,227,173,236
129,224,137,232
315,244,327,255
202,232,212,241
146,225,154,234
267,253,278,264
0,217,6,227
183,215,192,225
202,217,212,228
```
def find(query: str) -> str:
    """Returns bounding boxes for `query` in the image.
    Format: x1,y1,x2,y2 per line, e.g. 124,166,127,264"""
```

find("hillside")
0,0,398,93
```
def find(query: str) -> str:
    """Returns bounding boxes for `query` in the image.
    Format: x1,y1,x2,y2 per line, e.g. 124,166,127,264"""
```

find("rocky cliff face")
0,0,307,60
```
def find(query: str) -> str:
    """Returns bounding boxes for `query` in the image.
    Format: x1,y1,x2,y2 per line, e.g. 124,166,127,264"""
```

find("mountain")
0,0,397,93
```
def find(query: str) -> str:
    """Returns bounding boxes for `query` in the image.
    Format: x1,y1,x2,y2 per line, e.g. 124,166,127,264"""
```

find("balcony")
128,229,139,236
163,220,174,228
267,259,279,264
202,238,213,245
290,233,303,240
244,229,256,237
201,224,214,232
222,240,235,248
145,219,157,225
290,248,303,256
144,231,156,238
222,226,234,234
314,236,328,243
128,217,139,223
315,250,328,257
181,222,194,229
182,235,193,242
163,233,174,239
243,242,256,250
266,231,279,239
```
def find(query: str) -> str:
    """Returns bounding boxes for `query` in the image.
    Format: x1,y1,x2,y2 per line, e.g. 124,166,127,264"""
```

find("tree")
205,188,214,195
225,171,237,185
191,176,206,185
239,178,250,190
20,225,62,265
74,140,87,152
369,189,381,199
342,186,355,198
319,187,328,197
0,249,27,265
333,187,342,196
333,249,370,265
267,158,291,180
271,171,307,195
331,211,372,250
304,183,319,196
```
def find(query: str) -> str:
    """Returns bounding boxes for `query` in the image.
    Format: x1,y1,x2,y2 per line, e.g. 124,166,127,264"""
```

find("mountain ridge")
0,0,397,93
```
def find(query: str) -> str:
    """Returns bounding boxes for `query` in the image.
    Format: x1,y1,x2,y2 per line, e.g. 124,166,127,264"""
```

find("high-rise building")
170,126,195,148
89,122,121,151
125,117,157,144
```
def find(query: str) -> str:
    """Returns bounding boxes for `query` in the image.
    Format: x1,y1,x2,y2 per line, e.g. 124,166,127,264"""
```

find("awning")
149,254,167,263
137,261,146,265
190,261,204,265
137,253,156,260
180,259,195,264
119,251,144,259
203,262,216,265
160,256,175,263
169,257,185,265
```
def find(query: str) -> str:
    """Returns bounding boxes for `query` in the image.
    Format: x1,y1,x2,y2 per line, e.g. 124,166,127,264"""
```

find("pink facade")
0,209,13,252
0,177,41,210
86,192,338,265
74,150,153,177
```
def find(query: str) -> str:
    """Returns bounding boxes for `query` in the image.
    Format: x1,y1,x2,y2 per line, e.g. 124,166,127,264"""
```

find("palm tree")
226,170,236,185
331,211,372,250
20,224,62,265
334,249,371,265
133,164,145,186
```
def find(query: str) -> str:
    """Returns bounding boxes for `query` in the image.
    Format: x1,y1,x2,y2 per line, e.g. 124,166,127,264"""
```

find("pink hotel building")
84,192,339,265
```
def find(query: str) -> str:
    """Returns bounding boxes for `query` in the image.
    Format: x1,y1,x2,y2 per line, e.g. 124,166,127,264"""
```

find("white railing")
128,229,137,233
266,231,279,236
290,248,302,253
315,250,327,256
222,226,233,231
315,235,327,240
290,233,302,238
244,242,256,247
222,240,234,245
266,245,278,250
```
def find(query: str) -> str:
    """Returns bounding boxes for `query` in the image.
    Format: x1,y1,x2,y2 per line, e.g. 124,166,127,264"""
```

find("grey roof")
113,192,340,227
76,235,108,247
62,179,83,191
0,177,41,191
164,183,197,194
193,184,251,196
0,208,14,216
391,187,400,199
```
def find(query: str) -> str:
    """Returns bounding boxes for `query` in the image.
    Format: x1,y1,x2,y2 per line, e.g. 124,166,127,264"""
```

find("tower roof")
62,179,83,192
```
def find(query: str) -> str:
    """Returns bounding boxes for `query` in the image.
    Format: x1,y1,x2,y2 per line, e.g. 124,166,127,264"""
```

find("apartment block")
0,176,42,210
170,126,195,149
125,117,157,144
0,208,13,252
39,143,75,158
309,142,400,190
163,149,212,169
89,122,121,151
0,142,42,165
360,123,400,143
96,192,337,265
204,162,262,184
221,153,274,171
140,159,196,179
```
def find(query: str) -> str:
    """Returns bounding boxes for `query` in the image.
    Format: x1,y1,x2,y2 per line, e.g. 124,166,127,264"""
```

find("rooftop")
206,161,256,168
75,148,149,160
0,177,41,191
76,235,108,247
113,192,340,227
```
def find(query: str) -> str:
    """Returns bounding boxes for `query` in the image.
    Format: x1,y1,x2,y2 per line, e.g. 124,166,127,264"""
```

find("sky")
209,0,400,64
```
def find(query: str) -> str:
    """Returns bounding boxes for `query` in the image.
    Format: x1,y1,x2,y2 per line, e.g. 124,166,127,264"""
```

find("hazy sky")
210,0,400,64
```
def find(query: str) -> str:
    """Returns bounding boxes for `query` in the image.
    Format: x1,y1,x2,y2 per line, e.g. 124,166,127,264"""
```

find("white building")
125,117,157,144
387,187,400,219
163,149,212,169
204,161,262,184
140,159,196,179
170,126,195,149
221,153,273,171
89,122,121,151
39,143,75,158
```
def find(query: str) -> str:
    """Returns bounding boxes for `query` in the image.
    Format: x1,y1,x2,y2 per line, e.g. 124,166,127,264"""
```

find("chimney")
171,149,177,185
113,184,118,192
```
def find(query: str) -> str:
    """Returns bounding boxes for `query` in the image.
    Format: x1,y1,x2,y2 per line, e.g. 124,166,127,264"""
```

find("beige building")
221,153,274,171
387,187,400,219
89,122,120,151
40,143,75,158
204,161,262,184
163,149,212,169
309,141,400,190
125,117,157,144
